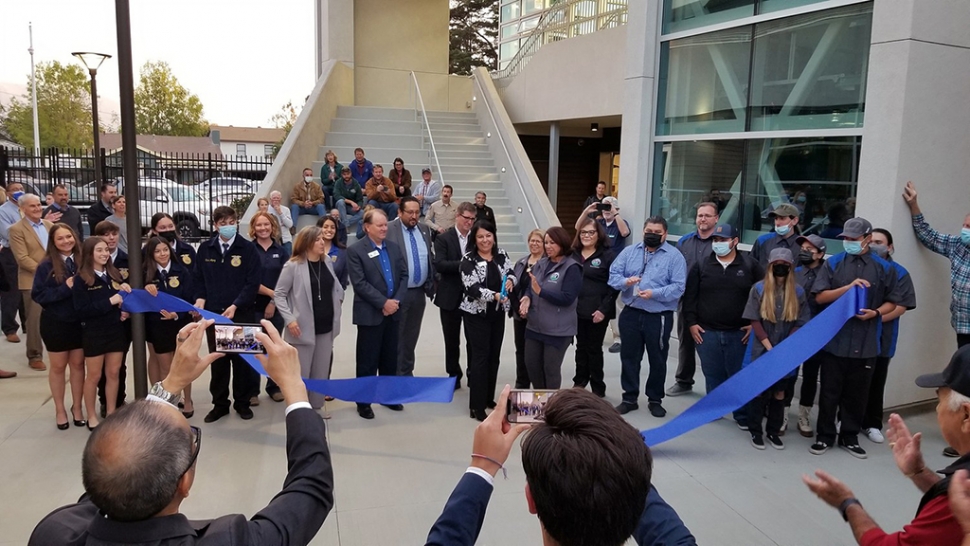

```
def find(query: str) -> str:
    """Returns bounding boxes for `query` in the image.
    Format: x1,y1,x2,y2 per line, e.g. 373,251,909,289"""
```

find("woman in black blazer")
571,218,619,397
31,223,85,429
73,236,131,429
143,236,196,417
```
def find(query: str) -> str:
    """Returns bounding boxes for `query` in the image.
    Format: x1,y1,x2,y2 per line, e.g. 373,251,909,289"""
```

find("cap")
796,234,827,254
838,217,873,239
915,345,970,398
340,166,351,173
712,224,739,239
767,248,794,265
421,167,432,174
768,203,800,219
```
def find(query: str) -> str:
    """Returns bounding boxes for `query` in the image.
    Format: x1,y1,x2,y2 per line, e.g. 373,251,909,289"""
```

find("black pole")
90,70,103,185
115,0,148,399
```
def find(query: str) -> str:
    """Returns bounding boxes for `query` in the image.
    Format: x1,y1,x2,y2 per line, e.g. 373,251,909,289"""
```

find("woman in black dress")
73,236,131,429
143,236,195,417
31,223,85,429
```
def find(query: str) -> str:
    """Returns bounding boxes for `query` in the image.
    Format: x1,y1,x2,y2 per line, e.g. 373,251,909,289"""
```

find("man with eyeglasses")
29,318,335,545
433,202,479,389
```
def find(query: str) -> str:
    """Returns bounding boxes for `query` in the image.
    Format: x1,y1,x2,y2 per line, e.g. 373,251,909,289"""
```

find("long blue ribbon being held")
641,286,867,446
121,290,456,405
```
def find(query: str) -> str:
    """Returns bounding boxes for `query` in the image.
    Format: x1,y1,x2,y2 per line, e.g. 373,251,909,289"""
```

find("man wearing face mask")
608,217,687,417
793,234,827,437
809,217,903,459
752,204,802,269
290,168,327,220
682,224,762,428
903,181,970,349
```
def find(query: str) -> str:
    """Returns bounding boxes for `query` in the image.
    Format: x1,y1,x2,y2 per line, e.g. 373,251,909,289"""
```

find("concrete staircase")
313,106,527,257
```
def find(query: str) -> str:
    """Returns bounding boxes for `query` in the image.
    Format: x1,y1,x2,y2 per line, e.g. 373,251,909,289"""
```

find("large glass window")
653,136,860,251
663,0,755,35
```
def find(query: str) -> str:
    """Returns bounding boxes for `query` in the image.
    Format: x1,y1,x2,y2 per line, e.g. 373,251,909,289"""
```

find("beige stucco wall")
355,68,473,112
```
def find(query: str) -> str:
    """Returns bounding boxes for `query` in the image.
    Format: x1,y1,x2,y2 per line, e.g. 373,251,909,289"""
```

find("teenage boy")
752,203,802,268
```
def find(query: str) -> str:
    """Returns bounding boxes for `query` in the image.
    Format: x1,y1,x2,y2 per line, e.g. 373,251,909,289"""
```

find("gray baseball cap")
767,248,794,265
838,217,873,239
796,234,827,254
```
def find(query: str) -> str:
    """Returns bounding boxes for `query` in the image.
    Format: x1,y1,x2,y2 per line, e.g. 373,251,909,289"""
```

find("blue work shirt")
0,200,21,247
30,219,49,249
370,238,394,297
608,241,687,313
401,223,429,288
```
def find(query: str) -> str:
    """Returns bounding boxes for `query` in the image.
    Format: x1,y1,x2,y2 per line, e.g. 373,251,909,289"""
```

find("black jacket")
683,251,764,331
86,200,113,236
193,236,261,315
31,258,79,322
43,204,85,242
574,248,619,319
346,237,408,326
432,228,466,311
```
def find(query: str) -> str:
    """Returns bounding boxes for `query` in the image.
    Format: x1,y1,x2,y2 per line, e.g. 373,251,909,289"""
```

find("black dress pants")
673,310,696,387
816,352,875,445
573,317,609,396
356,315,400,409
0,248,24,336
796,352,824,408
440,307,465,382
210,353,260,412
513,318,530,389
463,310,504,412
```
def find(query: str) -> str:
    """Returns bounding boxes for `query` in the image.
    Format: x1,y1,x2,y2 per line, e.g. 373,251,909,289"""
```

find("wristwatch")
149,381,182,406
839,498,862,521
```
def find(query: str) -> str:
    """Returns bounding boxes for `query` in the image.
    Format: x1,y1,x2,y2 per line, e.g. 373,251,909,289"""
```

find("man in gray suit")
347,209,409,419
386,196,435,376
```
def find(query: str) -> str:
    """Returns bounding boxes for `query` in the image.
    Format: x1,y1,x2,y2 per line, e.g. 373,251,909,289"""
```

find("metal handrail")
471,72,539,229
408,72,444,187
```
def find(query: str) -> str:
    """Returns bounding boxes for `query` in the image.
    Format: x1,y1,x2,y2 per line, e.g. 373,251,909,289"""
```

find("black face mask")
798,250,815,265
643,233,663,248
158,230,177,243
772,264,791,277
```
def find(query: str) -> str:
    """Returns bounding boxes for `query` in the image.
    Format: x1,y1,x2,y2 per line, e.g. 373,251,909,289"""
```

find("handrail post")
408,71,444,187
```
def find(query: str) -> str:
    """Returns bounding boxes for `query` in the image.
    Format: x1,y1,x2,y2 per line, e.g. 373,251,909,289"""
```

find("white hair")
948,389,970,412
602,196,619,208
269,190,282,199
18,193,41,208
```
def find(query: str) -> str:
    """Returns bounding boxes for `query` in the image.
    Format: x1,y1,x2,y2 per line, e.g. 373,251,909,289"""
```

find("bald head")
83,401,193,521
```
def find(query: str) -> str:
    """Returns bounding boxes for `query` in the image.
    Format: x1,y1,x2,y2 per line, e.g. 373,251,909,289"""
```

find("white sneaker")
797,406,813,437
864,428,885,444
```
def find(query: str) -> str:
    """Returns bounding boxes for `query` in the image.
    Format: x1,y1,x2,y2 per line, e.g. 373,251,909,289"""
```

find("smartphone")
206,323,267,354
595,202,611,212
507,389,559,424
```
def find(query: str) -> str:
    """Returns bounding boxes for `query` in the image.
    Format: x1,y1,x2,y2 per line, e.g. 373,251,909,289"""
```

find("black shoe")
471,409,487,421
615,402,638,415
608,341,621,353
71,406,86,428
736,421,749,431
382,404,404,411
486,401,497,409
56,421,69,431
204,407,230,423
750,434,766,450
237,407,254,420
648,403,667,418
809,441,830,455
592,390,606,398
838,439,867,459
766,433,784,450
358,406,375,419
944,446,960,458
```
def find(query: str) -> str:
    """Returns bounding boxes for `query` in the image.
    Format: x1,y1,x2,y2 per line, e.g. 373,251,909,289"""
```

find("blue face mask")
11,191,24,202
775,224,791,236
962,227,970,245
712,242,732,257
218,225,237,240
843,240,864,255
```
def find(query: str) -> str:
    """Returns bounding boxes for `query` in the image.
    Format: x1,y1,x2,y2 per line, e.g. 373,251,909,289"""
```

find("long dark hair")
315,214,346,250
44,223,81,283
78,236,122,286
466,221,498,257
571,218,609,254
143,237,171,284
150,212,181,242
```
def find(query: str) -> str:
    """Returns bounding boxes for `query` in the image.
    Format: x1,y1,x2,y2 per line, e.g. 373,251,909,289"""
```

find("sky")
0,0,315,129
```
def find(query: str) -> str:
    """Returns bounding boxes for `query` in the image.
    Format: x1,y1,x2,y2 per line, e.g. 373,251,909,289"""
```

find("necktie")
159,269,169,285
222,243,229,255
408,227,421,285
66,256,76,275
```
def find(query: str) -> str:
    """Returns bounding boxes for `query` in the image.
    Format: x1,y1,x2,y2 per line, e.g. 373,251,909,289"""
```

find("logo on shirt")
549,272,560,282
119,268,129,280
111,281,121,290
230,255,242,267
182,254,192,265
590,258,602,268
168,276,180,288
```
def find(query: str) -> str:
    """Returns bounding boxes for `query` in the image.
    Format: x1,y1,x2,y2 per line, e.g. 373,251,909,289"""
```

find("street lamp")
72,51,112,184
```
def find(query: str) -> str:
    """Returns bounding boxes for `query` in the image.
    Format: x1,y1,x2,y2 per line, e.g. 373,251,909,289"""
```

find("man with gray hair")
267,190,294,254
8,193,52,370
473,191,494,224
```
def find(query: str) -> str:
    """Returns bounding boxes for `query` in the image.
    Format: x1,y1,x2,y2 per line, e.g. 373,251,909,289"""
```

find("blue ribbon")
641,286,867,446
121,290,456,405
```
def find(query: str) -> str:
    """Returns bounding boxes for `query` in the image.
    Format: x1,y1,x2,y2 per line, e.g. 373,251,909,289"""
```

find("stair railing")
408,72,444,187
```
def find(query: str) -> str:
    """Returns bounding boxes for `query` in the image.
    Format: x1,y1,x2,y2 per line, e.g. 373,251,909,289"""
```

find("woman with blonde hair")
509,228,544,388
250,210,289,403
274,226,343,415
742,247,810,450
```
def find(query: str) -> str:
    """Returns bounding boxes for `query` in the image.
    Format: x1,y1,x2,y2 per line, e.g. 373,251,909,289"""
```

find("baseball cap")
712,224,739,239
796,234,827,254
838,217,873,239
768,204,800,218
767,248,794,265
421,167,432,174
915,345,970,398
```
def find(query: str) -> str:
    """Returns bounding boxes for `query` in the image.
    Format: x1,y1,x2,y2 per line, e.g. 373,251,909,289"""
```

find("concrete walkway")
0,303,949,545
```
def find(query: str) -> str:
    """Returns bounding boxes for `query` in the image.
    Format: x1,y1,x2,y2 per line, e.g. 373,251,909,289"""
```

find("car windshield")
166,186,202,202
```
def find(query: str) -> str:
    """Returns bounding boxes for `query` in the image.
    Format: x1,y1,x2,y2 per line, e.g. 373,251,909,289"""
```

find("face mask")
869,243,889,259
11,191,24,202
796,195,807,203
643,233,663,248
712,242,732,257
843,241,864,255
218,225,237,240
961,227,970,245
158,230,177,243
775,224,791,236
798,250,816,265
304,176,313,183
772,264,791,277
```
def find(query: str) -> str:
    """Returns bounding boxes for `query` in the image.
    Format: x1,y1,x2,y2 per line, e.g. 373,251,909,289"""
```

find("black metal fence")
0,147,272,241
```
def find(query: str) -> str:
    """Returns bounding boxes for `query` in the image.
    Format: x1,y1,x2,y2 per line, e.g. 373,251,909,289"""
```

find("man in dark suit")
29,318,335,546
86,182,116,237
432,201,477,388
385,196,435,376
425,387,696,546
347,209,409,419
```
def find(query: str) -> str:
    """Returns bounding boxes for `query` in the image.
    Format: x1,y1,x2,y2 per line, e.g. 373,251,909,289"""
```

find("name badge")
367,250,380,258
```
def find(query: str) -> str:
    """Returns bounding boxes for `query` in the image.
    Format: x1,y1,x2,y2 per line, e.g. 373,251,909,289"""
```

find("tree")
268,100,301,158
2,61,94,149
450,0,499,75
134,61,208,136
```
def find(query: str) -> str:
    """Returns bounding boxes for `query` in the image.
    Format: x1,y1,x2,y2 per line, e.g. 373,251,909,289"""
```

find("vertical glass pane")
748,4,872,131
500,40,521,60
663,0,755,35
760,0,827,14
657,27,753,136
501,23,518,39
651,140,746,236
523,0,546,15
739,136,860,251
501,1,521,22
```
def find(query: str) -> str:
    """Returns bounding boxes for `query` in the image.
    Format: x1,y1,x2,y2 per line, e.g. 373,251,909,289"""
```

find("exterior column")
316,0,355,78
548,121,560,210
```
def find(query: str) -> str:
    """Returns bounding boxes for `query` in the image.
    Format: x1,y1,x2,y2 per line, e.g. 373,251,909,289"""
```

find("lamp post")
71,52,111,183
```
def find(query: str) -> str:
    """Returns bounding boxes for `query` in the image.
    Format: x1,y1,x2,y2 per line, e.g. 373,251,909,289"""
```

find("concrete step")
435,150,493,159
440,173,501,182
437,158,494,168
318,146,429,164
428,129,484,139
436,142,487,151
325,132,424,149
425,117,479,127
440,165,498,175
330,118,423,135
337,106,417,121
433,136,486,145
425,110,477,120
429,122,484,133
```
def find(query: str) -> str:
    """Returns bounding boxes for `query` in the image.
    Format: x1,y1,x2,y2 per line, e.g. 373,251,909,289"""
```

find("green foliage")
269,100,300,158
230,194,254,220
450,0,499,75
2,61,94,149
134,61,208,137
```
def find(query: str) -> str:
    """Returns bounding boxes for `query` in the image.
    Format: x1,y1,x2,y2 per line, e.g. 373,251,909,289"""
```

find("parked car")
114,177,211,239
199,176,257,196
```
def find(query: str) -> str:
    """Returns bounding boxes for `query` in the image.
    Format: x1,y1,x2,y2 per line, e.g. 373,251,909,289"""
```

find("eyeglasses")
180,425,202,477
579,230,597,236
459,215,477,221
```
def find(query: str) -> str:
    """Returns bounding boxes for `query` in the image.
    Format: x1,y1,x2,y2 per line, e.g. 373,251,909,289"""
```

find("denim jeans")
367,200,398,221
618,308,674,405
291,203,325,219
695,328,748,424
336,200,364,231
